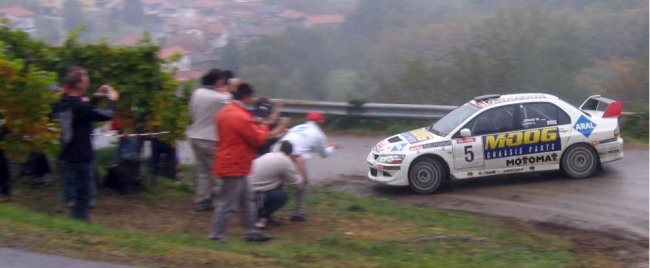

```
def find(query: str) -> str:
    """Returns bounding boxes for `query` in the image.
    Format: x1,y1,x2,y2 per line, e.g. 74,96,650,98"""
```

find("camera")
99,86,110,95
253,100,274,119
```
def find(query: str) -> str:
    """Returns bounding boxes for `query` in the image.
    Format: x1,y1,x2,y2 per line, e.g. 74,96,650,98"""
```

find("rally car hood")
373,128,449,154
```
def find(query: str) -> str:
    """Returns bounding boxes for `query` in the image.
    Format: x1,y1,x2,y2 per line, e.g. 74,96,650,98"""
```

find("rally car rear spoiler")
579,95,622,118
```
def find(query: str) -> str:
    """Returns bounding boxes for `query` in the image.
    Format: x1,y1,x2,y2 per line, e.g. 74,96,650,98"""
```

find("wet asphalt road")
0,247,128,268
302,135,649,241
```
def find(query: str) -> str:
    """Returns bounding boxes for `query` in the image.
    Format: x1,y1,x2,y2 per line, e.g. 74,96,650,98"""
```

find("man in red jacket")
209,83,272,242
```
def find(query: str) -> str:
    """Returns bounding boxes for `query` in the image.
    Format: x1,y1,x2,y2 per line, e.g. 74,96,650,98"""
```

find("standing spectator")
23,151,52,185
56,66,119,221
0,149,10,202
249,141,304,229
209,83,271,243
277,111,341,222
186,69,231,212
0,118,9,201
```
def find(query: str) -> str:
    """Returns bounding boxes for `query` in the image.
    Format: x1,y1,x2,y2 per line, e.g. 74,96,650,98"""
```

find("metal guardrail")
277,99,457,119
277,99,644,119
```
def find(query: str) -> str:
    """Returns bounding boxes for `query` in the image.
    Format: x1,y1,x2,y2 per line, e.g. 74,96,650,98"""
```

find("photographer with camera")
56,66,119,221
251,98,290,156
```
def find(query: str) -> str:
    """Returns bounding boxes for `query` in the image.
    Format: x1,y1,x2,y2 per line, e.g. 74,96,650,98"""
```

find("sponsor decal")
477,94,548,106
374,141,387,153
574,115,597,138
390,143,408,152
503,167,524,173
483,127,561,159
478,170,497,176
377,140,387,149
473,102,489,108
506,153,558,166
409,140,452,151
455,137,476,144
401,128,434,144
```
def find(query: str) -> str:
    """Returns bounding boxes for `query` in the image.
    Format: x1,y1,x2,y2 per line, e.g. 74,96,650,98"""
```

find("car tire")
561,144,599,179
408,157,446,195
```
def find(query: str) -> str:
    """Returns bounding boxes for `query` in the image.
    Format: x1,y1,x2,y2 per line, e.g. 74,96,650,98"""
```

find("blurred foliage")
0,50,58,160
620,110,649,142
0,25,188,159
239,0,647,112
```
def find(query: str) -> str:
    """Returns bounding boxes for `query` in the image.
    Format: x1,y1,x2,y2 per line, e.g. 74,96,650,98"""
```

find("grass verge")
0,177,596,267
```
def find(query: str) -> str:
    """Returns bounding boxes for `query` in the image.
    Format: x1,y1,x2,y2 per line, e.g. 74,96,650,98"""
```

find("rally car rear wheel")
408,157,446,195
561,144,599,179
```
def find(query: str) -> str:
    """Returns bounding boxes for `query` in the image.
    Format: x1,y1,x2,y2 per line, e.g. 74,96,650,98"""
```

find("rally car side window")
519,103,571,129
461,105,518,136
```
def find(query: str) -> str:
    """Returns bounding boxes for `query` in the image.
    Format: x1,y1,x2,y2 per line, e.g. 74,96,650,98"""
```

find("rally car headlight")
376,154,405,164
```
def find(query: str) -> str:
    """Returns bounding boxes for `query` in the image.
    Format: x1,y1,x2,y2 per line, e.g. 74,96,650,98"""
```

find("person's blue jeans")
63,161,96,205
257,188,289,219
62,162,92,221
115,136,137,163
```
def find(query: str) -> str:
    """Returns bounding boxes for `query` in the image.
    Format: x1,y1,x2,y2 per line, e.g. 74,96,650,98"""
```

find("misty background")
1,0,647,109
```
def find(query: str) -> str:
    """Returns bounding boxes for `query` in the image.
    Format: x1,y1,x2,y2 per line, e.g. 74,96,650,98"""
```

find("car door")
507,102,572,169
451,105,518,173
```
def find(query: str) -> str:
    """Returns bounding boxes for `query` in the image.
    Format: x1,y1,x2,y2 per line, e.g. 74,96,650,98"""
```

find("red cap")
306,111,324,124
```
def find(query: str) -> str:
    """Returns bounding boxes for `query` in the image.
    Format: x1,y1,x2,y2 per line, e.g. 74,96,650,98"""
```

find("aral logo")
574,115,596,138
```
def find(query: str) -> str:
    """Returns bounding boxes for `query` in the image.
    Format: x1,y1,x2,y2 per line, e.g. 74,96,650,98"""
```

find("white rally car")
366,93,624,194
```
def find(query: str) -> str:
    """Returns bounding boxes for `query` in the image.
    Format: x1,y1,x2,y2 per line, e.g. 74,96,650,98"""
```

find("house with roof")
276,9,307,28
159,2,181,18
158,46,202,82
159,46,192,72
142,0,165,16
162,14,229,50
304,14,346,28
0,6,36,35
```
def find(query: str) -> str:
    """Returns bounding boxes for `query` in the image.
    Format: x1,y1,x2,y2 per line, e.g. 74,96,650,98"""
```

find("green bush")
620,111,649,142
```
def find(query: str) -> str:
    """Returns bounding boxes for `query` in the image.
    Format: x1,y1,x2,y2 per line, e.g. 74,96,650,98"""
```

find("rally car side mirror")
460,128,472,137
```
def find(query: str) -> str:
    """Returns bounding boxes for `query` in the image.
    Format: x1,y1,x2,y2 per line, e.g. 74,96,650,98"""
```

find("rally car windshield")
430,103,480,136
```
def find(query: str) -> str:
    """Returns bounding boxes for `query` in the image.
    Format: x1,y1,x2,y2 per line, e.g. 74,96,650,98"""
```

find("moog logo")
483,127,561,159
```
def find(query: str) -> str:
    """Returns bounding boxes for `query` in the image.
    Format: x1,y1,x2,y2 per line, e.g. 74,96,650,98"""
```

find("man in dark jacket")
56,66,119,221
0,149,10,202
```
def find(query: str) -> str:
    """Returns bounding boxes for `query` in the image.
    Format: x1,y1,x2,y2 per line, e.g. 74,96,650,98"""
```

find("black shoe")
290,215,307,222
29,176,45,186
245,233,272,243
194,202,212,212
210,237,225,243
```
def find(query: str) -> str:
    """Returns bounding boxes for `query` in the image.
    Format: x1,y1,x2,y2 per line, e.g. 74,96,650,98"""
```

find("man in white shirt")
277,111,340,221
249,141,303,228
186,69,231,212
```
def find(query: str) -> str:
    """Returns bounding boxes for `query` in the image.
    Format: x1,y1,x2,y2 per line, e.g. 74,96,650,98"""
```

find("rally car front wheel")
561,144,599,179
408,157,447,195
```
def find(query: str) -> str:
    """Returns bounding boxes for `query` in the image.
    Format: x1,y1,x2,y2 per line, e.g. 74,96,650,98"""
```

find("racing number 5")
464,145,475,162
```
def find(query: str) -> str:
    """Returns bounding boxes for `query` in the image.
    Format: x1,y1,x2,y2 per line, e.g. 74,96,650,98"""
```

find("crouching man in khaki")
249,141,304,229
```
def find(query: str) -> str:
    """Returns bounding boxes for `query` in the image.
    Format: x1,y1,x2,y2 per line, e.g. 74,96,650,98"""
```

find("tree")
297,60,328,100
240,64,281,97
447,6,592,102
0,52,58,160
220,40,240,73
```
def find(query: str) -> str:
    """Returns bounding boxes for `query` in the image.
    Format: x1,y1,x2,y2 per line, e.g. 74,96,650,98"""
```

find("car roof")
469,93,559,108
